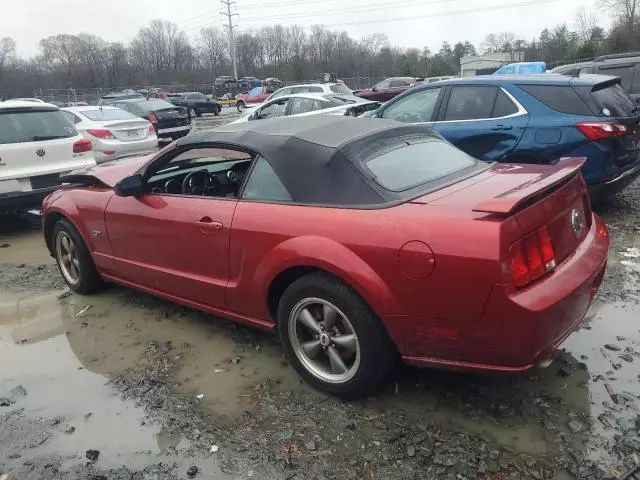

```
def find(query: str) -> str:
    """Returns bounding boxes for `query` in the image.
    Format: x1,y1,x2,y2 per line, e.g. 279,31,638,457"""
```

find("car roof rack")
594,51,640,62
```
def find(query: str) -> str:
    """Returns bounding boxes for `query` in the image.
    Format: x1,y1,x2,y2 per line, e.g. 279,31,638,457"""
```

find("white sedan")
61,106,158,164
230,93,379,125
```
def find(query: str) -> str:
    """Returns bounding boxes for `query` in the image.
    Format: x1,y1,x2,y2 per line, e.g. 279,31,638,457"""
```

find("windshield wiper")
31,135,69,141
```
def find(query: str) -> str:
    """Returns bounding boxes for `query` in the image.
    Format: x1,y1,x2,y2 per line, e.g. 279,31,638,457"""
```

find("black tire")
196,111,203,118
236,101,245,112
277,272,396,399
214,105,221,116
52,219,102,294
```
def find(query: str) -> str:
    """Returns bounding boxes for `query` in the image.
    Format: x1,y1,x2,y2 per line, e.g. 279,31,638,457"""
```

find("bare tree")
0,37,16,69
198,27,228,79
130,20,192,79
576,7,599,42
601,0,638,29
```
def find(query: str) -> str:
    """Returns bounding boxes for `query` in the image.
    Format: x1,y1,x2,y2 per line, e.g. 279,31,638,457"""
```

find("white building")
460,52,525,77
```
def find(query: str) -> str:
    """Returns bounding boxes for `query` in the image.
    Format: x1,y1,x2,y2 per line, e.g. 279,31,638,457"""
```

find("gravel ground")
1,164,639,479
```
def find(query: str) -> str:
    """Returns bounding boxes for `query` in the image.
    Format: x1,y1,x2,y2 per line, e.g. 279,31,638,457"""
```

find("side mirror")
115,174,145,197
371,86,377,92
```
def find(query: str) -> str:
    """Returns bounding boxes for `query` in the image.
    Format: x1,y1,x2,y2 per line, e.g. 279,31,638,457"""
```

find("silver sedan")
61,106,158,164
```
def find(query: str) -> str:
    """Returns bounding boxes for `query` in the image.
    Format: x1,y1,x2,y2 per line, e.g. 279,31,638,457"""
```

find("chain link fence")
32,77,383,106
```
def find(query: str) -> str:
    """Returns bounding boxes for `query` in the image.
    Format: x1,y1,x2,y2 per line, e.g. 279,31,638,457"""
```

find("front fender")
254,236,398,315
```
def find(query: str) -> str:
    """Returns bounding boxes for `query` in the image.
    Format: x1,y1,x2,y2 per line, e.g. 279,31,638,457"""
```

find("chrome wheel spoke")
332,334,357,354
323,304,337,330
301,339,322,359
72,257,80,269
327,346,348,374
61,235,72,253
298,308,321,334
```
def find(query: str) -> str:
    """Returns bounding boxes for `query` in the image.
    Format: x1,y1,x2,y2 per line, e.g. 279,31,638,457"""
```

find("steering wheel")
182,170,215,196
393,112,420,123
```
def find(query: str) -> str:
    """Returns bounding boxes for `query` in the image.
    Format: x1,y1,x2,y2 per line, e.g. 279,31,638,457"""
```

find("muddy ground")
1,129,640,479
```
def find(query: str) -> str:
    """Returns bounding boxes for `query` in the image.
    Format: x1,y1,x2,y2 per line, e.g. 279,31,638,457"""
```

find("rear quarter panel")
227,201,506,337
502,83,605,181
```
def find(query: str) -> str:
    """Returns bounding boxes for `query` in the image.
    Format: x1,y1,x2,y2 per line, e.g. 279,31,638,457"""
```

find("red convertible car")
42,116,609,398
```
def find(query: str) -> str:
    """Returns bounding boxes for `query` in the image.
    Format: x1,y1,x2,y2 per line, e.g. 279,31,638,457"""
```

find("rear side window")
366,141,476,191
242,156,292,202
81,109,138,121
444,86,498,121
597,65,635,91
518,85,592,115
591,83,636,117
0,109,76,144
493,90,519,117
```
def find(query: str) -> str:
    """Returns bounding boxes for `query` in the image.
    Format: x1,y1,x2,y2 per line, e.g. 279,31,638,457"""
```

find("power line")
245,0,563,28
239,0,460,22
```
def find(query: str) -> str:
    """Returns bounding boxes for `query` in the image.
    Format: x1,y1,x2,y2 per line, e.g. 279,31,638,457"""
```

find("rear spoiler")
472,157,586,214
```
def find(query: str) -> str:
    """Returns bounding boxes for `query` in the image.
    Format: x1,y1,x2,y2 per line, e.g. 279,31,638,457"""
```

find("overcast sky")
3,0,607,57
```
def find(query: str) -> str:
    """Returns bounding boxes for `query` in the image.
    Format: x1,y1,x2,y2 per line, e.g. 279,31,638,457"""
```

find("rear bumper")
94,139,158,164
0,186,58,210
401,214,609,372
588,161,640,201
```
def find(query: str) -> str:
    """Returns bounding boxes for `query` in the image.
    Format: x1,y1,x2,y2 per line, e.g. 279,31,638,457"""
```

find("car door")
431,85,529,162
104,145,249,308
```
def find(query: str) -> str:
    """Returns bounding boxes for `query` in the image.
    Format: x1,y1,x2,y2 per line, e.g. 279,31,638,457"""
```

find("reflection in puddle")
1,285,639,465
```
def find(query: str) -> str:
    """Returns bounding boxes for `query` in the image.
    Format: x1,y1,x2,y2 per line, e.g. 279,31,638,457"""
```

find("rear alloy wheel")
190,108,197,117
277,272,396,398
236,100,246,113
52,219,102,294
214,105,221,116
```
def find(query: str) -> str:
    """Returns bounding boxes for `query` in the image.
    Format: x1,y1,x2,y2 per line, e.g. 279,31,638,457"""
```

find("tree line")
0,0,638,97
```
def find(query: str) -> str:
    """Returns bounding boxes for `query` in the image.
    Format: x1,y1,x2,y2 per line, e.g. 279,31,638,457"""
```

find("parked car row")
362,73,640,202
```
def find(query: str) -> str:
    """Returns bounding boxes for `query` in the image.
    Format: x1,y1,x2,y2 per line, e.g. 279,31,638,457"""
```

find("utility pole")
221,0,239,80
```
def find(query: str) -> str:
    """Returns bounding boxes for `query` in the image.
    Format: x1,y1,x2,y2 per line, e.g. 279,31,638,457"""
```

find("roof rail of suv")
594,51,640,62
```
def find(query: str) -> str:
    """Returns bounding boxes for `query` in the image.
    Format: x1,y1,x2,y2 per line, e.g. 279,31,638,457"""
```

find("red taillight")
508,226,556,288
148,112,158,123
87,129,114,139
148,124,156,135
576,122,627,141
73,138,92,153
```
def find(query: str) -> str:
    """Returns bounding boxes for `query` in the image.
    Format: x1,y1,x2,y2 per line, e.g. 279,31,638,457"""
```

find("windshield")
330,84,352,94
81,109,138,121
0,109,76,144
367,140,477,191
323,95,358,106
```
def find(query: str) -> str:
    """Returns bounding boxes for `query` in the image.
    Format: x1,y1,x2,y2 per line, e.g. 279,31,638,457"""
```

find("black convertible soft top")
177,116,479,206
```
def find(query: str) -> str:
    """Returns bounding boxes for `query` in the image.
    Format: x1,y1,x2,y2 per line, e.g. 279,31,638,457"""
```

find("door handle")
196,217,223,233
491,125,513,131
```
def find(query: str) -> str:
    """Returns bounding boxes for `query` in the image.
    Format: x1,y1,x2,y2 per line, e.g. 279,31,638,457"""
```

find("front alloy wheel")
56,231,80,285
289,298,360,384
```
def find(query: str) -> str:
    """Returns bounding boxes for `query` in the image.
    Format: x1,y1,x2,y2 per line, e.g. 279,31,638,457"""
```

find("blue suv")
367,74,640,200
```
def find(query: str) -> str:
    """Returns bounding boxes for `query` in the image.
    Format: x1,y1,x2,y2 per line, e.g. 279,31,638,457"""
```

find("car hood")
61,153,152,188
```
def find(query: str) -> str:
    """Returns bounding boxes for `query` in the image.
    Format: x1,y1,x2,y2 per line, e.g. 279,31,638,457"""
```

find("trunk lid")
0,106,95,182
412,157,591,268
574,78,640,168
154,107,189,122
103,120,151,142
